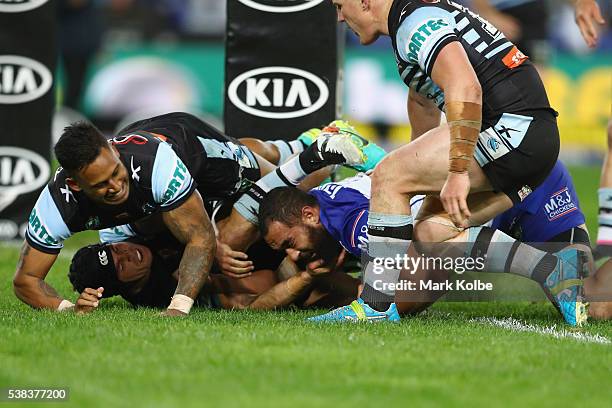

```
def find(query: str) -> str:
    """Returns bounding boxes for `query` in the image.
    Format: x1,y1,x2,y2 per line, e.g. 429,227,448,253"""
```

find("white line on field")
470,317,611,345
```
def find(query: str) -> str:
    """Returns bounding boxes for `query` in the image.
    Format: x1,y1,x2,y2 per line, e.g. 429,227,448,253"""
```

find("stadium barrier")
224,0,343,140
0,0,56,241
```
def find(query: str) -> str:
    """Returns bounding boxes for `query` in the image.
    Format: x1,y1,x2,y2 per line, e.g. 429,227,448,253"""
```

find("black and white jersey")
388,0,554,123
27,112,260,254
26,134,196,254
117,112,260,201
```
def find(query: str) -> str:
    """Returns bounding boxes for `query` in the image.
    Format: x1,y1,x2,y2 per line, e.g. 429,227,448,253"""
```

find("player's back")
117,112,258,200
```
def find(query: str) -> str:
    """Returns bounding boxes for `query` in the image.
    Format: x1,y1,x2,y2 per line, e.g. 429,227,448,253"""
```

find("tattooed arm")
162,190,216,315
13,242,63,309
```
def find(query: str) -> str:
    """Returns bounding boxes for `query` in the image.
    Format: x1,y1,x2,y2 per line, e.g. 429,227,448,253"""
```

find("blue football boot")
541,247,590,327
308,298,400,323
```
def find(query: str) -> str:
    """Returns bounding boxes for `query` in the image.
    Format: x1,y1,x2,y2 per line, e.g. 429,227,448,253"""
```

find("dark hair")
258,187,318,237
68,243,121,297
54,121,109,175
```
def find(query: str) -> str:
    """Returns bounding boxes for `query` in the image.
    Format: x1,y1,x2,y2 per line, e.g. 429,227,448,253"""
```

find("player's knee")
370,156,417,194
607,119,612,149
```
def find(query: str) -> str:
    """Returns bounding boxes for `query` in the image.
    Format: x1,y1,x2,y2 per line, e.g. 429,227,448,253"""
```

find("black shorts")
474,109,560,204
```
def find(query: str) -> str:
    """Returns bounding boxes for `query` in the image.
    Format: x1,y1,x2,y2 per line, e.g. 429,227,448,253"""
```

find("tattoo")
37,279,61,300
16,242,31,271
165,191,216,300
175,244,214,298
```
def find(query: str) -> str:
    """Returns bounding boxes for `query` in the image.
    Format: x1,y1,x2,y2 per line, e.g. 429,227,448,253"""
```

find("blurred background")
56,0,611,164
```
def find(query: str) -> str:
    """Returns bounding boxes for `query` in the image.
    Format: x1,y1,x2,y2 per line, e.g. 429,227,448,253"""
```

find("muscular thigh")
374,124,492,195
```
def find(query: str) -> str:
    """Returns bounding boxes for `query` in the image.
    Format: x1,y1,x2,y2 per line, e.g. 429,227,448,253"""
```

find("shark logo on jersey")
487,137,500,152
406,18,450,63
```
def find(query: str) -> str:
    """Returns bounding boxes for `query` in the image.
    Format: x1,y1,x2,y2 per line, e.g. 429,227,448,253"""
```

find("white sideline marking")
470,317,611,345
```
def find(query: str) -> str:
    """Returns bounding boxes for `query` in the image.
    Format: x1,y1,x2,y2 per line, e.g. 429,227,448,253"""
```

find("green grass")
0,166,611,407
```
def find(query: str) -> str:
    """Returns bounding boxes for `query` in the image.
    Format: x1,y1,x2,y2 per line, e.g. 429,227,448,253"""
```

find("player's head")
331,0,384,45
54,121,129,205
69,242,154,297
259,187,338,263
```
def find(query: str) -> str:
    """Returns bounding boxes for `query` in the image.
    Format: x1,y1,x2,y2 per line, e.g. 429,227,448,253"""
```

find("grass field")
1,166,611,407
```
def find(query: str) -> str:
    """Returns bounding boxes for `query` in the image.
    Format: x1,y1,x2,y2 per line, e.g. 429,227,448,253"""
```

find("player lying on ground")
67,233,359,313
319,0,589,326
214,120,385,266
65,122,384,308
258,167,612,321
13,112,369,316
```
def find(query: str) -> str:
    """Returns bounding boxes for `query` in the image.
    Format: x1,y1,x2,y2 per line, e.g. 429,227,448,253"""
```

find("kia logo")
0,0,50,13
0,147,50,212
228,66,329,119
0,55,53,104
237,0,324,13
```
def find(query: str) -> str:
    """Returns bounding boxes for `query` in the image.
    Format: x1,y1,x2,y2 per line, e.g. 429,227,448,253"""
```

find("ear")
301,205,320,225
66,177,81,192
361,0,370,11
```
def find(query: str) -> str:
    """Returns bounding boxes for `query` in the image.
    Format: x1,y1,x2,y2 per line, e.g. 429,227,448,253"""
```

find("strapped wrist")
445,101,482,173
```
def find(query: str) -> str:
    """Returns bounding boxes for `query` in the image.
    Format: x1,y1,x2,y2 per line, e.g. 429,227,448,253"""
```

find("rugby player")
67,234,359,313
13,112,366,315
258,165,612,320
322,0,588,325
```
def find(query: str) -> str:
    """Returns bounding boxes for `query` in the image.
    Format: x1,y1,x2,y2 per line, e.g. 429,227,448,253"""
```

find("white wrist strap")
57,299,75,312
168,294,194,314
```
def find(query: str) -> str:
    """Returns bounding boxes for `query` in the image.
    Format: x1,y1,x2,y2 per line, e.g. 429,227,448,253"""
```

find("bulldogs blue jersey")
309,174,371,257
491,161,585,242
311,163,583,256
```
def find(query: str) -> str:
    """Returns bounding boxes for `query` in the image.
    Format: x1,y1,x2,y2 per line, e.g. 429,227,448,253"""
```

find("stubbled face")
264,219,340,265
332,0,380,45
71,146,130,206
110,242,154,295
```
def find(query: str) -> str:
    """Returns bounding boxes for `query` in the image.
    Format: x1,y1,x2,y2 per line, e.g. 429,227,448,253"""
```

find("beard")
305,224,342,263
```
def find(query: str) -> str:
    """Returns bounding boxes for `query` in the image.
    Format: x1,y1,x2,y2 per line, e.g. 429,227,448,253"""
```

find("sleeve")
99,224,137,243
340,207,369,257
396,6,458,76
311,183,370,257
25,186,71,254
151,141,197,211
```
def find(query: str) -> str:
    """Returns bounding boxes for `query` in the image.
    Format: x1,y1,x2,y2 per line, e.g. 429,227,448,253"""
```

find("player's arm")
574,0,605,48
13,243,65,310
247,270,314,310
162,190,216,316
408,89,442,140
247,252,345,309
431,42,483,228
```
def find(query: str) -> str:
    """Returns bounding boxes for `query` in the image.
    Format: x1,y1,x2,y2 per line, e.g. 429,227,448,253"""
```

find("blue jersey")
309,174,371,257
491,161,585,242
311,163,584,255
